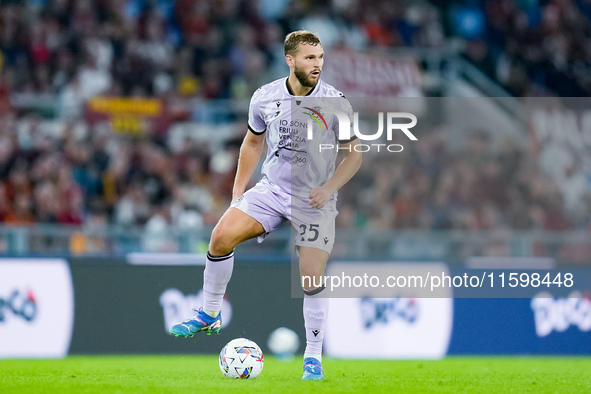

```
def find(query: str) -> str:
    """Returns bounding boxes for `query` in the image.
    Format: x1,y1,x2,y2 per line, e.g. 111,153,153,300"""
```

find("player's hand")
309,186,333,209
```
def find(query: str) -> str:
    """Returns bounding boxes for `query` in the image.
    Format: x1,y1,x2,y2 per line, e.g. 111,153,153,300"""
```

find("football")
267,327,299,360
219,338,264,379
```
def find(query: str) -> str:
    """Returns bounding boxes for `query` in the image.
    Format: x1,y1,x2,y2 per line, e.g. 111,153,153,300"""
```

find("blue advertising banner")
448,297,591,354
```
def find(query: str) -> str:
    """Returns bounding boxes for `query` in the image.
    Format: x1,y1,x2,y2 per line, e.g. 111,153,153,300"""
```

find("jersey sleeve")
334,94,358,144
248,88,267,135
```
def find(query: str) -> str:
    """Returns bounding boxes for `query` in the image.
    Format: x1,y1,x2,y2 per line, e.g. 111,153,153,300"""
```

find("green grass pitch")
1,356,590,393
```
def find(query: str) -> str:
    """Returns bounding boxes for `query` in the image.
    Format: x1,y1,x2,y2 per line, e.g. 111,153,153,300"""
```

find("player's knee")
209,225,236,256
209,241,234,257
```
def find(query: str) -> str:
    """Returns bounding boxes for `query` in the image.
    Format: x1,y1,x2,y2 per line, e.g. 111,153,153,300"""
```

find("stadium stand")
0,0,589,257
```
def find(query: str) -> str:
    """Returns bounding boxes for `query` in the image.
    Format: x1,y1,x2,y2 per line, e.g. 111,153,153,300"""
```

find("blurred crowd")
0,0,443,106
0,114,244,251
2,113,588,240
338,130,590,233
0,0,589,252
454,0,591,96
1,0,588,101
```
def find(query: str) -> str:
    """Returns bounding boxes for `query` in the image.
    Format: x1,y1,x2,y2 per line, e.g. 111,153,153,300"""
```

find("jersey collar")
284,77,319,97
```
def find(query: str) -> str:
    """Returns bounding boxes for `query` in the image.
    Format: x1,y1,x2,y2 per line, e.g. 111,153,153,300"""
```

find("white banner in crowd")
0,259,74,358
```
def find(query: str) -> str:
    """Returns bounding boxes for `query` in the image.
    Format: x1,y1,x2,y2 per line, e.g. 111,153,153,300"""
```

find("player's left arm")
309,139,362,209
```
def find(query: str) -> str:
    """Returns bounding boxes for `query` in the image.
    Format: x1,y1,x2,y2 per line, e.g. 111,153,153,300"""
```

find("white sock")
303,290,328,362
202,251,234,316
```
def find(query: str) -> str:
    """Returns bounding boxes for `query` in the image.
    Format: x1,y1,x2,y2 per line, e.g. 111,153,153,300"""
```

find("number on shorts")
299,224,320,242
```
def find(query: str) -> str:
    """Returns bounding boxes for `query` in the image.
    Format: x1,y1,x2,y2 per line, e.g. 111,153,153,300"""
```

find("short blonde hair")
284,30,321,56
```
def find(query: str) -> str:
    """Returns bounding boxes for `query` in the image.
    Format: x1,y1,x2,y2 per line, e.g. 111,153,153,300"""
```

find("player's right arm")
232,87,266,202
231,131,265,202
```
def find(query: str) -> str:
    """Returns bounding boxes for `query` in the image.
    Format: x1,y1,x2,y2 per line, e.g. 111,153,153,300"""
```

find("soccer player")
170,30,362,380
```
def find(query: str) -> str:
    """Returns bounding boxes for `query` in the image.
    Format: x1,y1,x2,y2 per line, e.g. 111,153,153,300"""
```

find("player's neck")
287,75,314,96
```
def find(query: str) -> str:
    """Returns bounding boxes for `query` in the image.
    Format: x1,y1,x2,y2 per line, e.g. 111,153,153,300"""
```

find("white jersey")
248,77,355,198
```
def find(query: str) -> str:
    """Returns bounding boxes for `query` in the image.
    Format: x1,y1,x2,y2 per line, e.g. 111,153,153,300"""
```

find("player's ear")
285,54,294,68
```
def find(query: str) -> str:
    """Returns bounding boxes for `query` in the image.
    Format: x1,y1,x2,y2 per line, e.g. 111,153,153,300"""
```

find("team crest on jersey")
303,107,327,131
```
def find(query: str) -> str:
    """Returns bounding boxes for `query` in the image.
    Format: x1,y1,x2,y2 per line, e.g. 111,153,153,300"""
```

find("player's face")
291,43,324,88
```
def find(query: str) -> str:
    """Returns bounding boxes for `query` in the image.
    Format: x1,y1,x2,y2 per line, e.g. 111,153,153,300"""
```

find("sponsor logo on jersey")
303,107,327,131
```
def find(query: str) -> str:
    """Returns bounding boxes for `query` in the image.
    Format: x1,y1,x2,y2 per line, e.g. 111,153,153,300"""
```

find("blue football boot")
169,308,222,337
302,357,324,380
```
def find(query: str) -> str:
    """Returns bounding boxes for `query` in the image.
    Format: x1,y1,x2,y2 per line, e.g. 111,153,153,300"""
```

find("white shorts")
231,179,337,254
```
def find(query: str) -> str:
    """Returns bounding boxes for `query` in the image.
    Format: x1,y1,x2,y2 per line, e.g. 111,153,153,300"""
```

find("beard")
294,64,320,88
